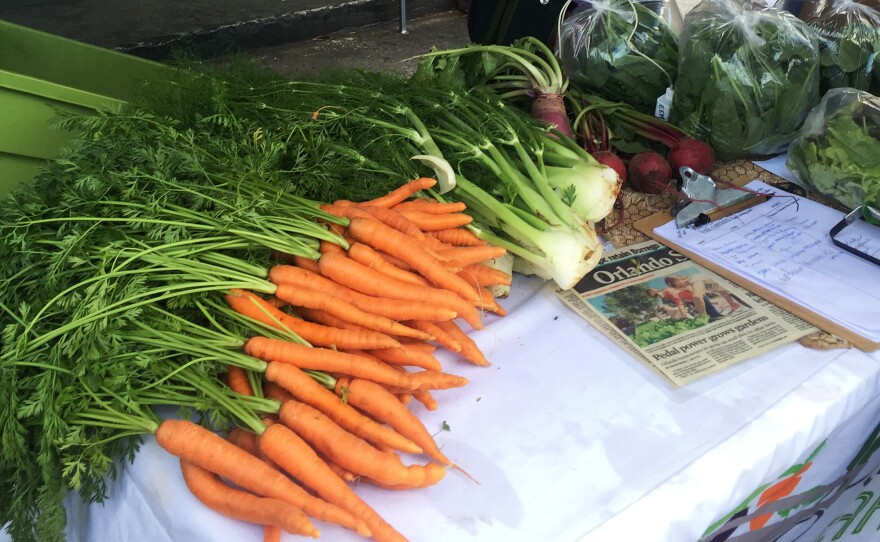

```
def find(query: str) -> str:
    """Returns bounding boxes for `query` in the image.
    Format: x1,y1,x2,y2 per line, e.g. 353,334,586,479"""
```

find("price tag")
655,87,674,121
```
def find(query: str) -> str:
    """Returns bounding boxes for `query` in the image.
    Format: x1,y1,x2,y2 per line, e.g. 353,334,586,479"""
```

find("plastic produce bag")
670,0,820,159
787,88,880,221
558,0,681,115
801,0,880,95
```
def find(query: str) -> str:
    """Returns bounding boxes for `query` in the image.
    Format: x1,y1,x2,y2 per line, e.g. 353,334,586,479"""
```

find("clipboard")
634,210,880,352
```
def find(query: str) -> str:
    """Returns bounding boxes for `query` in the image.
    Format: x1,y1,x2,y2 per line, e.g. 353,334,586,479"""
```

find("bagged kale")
787,88,880,221
671,0,820,159
558,0,681,115
801,0,880,95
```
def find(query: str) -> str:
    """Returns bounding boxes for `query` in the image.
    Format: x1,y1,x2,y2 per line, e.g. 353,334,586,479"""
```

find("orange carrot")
377,363,427,394
226,366,255,397
226,289,401,350
323,457,360,483
277,400,444,488
319,240,345,255
396,339,437,354
392,200,467,214
346,216,481,303
227,427,262,458
269,265,457,324
358,470,449,490
339,347,390,365
179,460,319,539
403,367,468,391
347,242,430,287
246,337,468,391
374,249,415,271
247,337,415,389
263,361,422,454
272,284,434,341
417,232,453,251
374,365,439,412
457,263,513,287
474,287,507,317
291,255,321,273
403,320,462,353
434,320,491,366
325,221,350,240
427,228,487,247
341,346,439,374
269,263,364,297
359,177,436,208
334,377,458,471
412,389,439,411
227,425,283,471
264,526,282,542
298,312,446,373
320,203,374,221
315,252,483,330
265,297,288,309
259,422,409,542
367,346,443,372
263,381,296,404
337,350,468,395
353,293,457,325
295,306,363,331
154,419,368,536
330,204,426,241
324,203,422,238
394,209,474,231
438,260,463,274
436,246,508,268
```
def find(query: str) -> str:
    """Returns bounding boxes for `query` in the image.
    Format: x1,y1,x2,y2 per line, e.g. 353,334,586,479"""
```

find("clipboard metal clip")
673,167,764,229
829,205,880,267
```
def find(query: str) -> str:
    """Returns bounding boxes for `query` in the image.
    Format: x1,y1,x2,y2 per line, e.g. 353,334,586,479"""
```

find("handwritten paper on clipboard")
635,181,880,352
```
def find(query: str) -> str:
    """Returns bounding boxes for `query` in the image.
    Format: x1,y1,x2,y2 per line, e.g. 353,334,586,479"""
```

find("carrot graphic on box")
749,461,813,530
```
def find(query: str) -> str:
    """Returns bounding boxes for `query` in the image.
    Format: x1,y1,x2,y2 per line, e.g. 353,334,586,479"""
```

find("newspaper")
555,240,817,386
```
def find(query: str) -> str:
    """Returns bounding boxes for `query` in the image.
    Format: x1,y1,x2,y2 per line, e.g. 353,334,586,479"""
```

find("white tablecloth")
3,274,879,542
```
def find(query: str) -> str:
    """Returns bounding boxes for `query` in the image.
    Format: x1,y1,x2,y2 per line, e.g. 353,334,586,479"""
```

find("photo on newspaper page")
554,240,817,386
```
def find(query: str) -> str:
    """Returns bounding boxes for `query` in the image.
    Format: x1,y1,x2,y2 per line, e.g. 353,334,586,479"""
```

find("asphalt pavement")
249,9,470,79
0,0,461,60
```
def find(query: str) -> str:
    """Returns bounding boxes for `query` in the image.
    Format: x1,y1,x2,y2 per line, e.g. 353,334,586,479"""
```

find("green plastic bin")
0,19,172,194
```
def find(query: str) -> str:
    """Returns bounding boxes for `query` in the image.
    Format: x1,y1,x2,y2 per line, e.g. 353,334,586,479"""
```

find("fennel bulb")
546,162,621,224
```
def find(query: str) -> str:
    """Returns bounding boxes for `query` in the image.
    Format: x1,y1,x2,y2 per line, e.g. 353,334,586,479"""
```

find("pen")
691,194,768,227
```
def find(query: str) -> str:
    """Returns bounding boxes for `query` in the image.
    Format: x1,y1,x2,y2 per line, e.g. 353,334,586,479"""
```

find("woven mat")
598,160,852,351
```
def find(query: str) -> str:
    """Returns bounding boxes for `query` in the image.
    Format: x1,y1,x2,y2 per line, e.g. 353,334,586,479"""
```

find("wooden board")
634,211,880,353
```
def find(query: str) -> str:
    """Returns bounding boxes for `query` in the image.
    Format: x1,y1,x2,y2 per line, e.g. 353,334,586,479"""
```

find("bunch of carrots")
159,177,513,542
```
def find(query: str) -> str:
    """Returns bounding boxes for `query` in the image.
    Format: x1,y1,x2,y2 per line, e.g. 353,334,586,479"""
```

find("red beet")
628,152,672,194
592,151,627,184
666,138,715,180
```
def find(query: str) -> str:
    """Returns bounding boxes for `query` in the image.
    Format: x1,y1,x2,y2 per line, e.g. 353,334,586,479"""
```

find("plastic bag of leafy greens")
670,0,820,160
800,0,880,96
558,0,681,115
787,88,880,221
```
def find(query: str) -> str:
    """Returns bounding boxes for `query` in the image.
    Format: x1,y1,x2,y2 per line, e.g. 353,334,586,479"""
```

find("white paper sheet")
752,154,800,184
654,182,880,342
